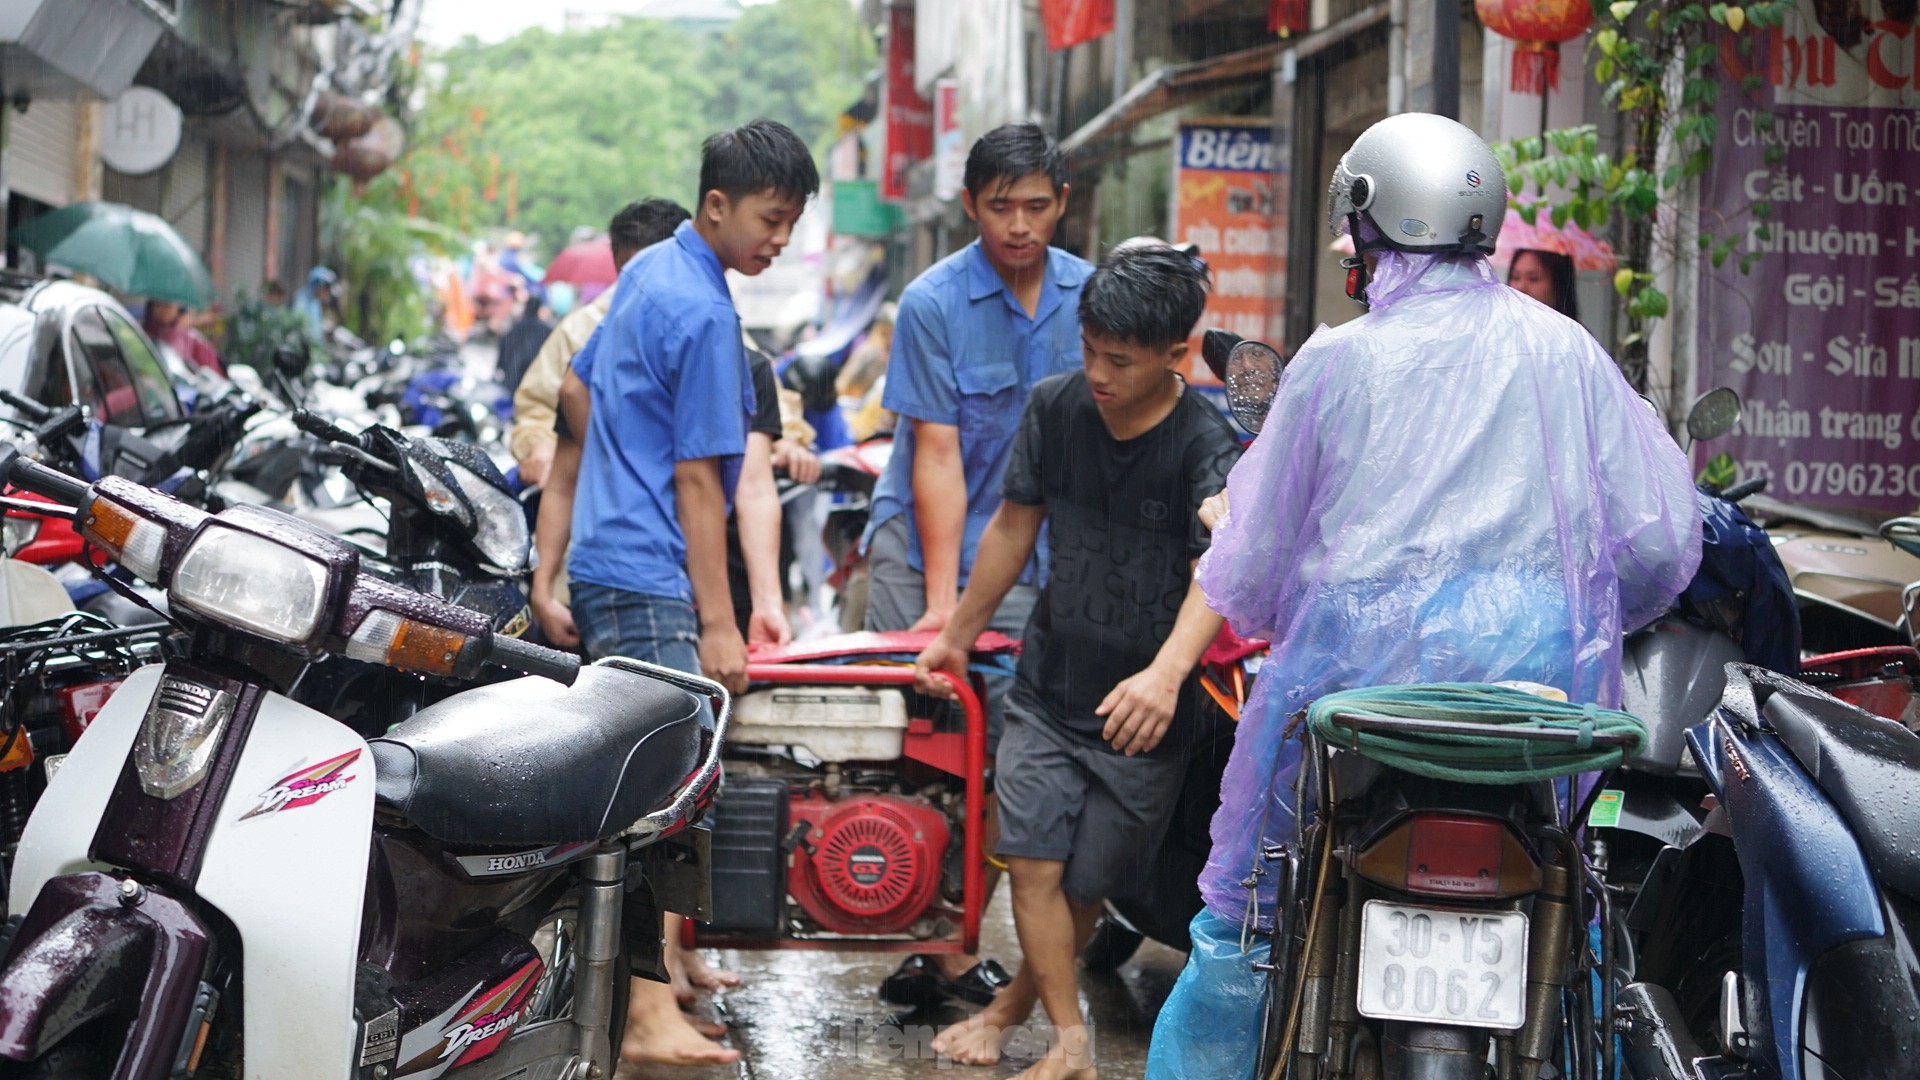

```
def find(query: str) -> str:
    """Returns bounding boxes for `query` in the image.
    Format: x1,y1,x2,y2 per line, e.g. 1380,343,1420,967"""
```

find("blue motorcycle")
1617,662,1920,1080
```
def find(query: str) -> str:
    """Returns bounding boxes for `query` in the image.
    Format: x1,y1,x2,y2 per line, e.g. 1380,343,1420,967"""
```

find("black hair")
1079,245,1212,351
698,118,821,206
964,122,1067,198
1509,248,1580,321
609,198,690,264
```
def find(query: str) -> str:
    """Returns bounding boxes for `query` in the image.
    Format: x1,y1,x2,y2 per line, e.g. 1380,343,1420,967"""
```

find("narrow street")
622,905,1183,1079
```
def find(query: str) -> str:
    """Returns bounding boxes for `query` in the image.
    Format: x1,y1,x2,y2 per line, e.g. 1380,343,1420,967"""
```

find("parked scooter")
1743,491,1920,654
0,444,723,1080
1616,664,1920,1080
280,410,533,733
0,613,170,911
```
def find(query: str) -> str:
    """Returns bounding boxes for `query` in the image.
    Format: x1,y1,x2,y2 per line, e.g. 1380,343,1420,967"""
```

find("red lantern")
1475,0,1593,94
1269,0,1308,35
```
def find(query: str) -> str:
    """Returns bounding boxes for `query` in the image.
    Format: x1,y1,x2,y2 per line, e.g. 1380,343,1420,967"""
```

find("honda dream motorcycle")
0,442,724,1080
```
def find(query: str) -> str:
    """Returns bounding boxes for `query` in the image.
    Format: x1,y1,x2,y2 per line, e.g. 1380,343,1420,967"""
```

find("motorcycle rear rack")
1320,709,1643,750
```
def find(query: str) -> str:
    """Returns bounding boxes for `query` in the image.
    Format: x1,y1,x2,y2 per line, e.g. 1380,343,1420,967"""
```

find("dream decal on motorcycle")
239,749,361,819
393,958,546,1075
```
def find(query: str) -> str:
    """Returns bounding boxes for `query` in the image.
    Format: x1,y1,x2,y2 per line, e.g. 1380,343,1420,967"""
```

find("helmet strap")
1342,256,1369,305
1342,213,1375,305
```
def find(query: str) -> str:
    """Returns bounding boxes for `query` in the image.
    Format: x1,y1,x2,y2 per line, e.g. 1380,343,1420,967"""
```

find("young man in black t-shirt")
914,244,1241,1078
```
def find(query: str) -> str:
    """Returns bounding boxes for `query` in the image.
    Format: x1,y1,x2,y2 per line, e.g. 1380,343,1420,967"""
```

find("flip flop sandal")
941,959,1012,1006
879,953,944,1008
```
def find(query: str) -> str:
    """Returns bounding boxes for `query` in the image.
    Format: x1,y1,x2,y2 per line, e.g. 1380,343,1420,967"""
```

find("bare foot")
620,980,741,1066
932,1000,1033,1066
685,1012,728,1039
681,946,742,992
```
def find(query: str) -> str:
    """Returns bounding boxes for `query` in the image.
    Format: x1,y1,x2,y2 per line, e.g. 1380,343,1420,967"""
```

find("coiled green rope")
1304,683,1647,784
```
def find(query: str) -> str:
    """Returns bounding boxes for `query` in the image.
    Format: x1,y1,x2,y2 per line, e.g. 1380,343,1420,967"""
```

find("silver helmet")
1325,113,1506,255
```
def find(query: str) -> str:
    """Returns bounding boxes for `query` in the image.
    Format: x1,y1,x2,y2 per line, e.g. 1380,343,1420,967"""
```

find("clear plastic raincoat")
1147,249,1701,1080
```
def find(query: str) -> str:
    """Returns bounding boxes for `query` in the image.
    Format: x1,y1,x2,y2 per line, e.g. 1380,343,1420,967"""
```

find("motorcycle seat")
368,664,708,847
1762,681,1920,900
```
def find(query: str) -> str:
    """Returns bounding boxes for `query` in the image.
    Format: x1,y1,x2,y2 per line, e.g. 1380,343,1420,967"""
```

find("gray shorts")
994,700,1187,907
863,515,1036,755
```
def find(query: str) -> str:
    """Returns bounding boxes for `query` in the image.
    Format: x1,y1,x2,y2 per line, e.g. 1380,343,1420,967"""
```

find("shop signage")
882,5,932,202
1694,0,1920,512
1171,120,1288,385
833,180,900,238
933,79,963,203
100,86,182,176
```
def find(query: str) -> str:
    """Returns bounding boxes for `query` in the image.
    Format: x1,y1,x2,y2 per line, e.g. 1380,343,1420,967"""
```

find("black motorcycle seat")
369,664,708,847
1761,680,1920,900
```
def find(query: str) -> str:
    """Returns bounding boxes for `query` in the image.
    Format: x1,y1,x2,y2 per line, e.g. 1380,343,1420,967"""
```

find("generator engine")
708,684,962,939
788,790,949,935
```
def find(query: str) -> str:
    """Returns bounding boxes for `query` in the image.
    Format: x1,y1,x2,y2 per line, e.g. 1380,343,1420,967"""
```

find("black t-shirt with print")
1002,371,1242,756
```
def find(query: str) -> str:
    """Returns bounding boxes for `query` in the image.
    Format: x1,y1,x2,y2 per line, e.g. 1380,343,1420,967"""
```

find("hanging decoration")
1474,0,1593,93
1269,0,1308,36
1041,0,1115,51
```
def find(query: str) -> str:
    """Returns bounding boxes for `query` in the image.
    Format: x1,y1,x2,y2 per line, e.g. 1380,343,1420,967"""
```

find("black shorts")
994,699,1187,906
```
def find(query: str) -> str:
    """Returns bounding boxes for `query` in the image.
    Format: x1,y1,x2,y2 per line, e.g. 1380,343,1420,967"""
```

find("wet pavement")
618,901,1185,1080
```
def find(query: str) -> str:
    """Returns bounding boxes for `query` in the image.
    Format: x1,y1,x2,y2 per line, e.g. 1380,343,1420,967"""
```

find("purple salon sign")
1695,0,1920,513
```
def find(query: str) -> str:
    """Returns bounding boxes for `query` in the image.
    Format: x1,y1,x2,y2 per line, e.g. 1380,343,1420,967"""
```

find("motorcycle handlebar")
0,389,53,423
293,409,360,448
0,443,91,507
487,632,582,685
1720,477,1768,502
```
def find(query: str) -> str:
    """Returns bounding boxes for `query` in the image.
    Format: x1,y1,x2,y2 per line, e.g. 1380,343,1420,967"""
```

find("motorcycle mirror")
1687,387,1742,443
1225,340,1283,435
1880,517,1920,560
1200,328,1244,384
271,344,310,381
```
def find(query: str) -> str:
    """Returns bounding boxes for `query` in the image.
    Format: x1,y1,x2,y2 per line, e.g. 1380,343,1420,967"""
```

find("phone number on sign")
1742,460,1920,501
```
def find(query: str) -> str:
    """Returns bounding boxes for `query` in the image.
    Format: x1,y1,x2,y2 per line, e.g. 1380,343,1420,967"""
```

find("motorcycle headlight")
3,513,38,556
172,526,329,644
444,460,528,573
407,456,471,527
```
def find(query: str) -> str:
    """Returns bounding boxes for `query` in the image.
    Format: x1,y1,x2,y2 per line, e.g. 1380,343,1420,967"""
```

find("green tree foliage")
368,0,873,252
322,179,459,344
1492,0,1792,390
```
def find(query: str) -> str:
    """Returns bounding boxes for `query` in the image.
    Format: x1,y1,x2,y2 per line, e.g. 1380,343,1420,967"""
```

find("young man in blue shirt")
864,122,1094,1001
564,119,816,695
559,119,819,1068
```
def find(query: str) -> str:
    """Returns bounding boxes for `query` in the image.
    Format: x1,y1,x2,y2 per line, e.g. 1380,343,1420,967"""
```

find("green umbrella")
12,201,215,309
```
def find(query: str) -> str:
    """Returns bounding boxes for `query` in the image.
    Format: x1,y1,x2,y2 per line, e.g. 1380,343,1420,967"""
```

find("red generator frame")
690,631,1011,956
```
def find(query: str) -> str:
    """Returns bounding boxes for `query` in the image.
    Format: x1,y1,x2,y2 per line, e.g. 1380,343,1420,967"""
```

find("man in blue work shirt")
566,118,817,697
561,118,819,1069
864,121,1093,1005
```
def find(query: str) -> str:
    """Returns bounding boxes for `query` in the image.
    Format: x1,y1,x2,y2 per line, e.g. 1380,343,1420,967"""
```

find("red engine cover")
788,791,950,935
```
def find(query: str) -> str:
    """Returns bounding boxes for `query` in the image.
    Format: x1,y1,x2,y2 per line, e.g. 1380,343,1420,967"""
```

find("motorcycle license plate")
1356,901,1528,1030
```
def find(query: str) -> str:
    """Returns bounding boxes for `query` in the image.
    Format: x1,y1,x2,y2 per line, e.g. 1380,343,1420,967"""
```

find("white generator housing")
727,685,910,762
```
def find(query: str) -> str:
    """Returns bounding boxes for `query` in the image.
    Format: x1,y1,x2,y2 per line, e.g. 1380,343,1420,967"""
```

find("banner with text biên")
1172,120,1288,386
1696,0,1920,512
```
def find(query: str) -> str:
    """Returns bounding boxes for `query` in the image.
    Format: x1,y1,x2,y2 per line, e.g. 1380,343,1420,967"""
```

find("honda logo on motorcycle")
241,749,361,819
136,676,236,800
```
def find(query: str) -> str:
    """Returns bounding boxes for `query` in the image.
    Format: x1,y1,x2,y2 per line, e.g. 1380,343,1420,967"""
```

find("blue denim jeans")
569,581,701,675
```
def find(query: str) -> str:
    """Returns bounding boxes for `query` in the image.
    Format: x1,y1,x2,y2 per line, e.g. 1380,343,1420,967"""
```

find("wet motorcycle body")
1745,494,1920,654
1261,709,1599,1080
0,458,721,1080
1620,665,1920,1080
288,416,533,732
